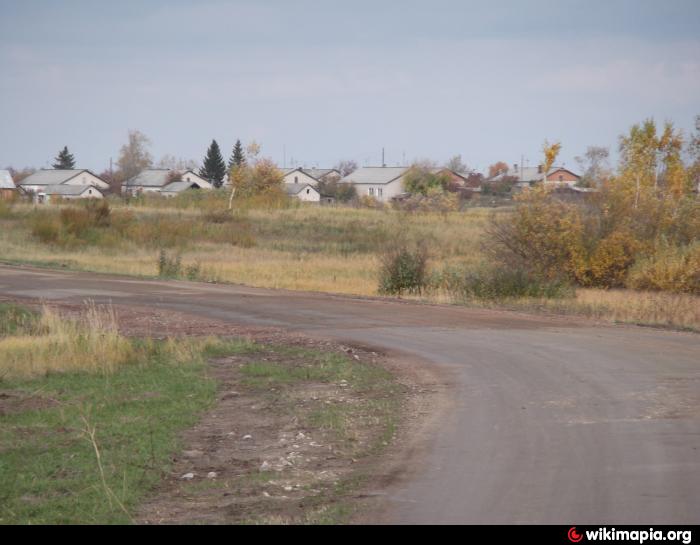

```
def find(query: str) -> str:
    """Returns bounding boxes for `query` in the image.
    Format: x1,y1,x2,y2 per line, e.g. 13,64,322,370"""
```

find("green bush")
157,249,182,278
378,242,429,296
437,265,573,301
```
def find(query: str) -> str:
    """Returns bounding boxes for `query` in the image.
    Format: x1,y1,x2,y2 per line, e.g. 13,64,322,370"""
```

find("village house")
284,182,321,202
339,166,409,202
0,170,17,200
19,169,109,195
340,166,474,202
31,184,105,204
488,163,581,188
281,167,341,186
122,169,212,196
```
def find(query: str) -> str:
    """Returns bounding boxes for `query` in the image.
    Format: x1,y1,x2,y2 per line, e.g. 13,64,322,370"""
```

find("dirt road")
1,264,698,524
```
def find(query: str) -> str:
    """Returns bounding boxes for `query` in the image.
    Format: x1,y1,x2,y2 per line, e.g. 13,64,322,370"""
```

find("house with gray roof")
122,169,212,195
0,170,16,199
339,166,409,202
32,184,104,204
283,182,320,202
160,179,214,197
281,167,340,187
19,169,109,194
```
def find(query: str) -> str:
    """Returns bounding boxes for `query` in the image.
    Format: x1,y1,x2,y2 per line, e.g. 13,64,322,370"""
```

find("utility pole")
382,147,385,167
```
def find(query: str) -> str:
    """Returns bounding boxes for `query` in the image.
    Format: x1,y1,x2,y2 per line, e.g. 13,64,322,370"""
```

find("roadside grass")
0,303,254,524
0,303,38,336
1,303,406,525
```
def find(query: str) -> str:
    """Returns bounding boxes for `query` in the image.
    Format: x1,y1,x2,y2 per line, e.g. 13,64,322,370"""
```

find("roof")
340,166,409,185
161,180,207,193
123,169,173,187
19,169,89,186
305,168,339,180
283,182,317,196
38,185,102,196
0,170,15,189
280,167,340,182
489,165,579,183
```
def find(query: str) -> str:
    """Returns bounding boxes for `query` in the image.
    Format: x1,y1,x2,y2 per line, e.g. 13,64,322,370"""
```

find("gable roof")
123,169,172,187
0,170,15,189
281,167,341,182
283,182,318,196
305,168,340,180
546,167,581,179
488,165,579,183
340,166,409,185
39,184,103,196
162,180,208,193
19,169,104,187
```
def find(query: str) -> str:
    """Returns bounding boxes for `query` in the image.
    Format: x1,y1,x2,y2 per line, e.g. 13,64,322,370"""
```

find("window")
294,176,298,184
306,189,310,194
369,188,375,196
377,188,383,197
559,175,563,182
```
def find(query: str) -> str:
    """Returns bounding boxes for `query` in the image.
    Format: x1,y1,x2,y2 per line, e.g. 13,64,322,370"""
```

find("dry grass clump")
0,302,237,380
0,304,134,379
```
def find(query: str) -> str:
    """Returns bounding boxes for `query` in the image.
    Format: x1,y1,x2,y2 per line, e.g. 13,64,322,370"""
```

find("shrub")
30,214,61,244
157,249,182,278
378,240,429,296
627,242,700,294
436,265,573,301
583,229,641,288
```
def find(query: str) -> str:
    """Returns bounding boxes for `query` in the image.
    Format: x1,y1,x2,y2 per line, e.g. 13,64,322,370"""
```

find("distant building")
0,170,16,200
32,184,104,204
488,163,581,188
283,182,321,202
122,169,212,195
339,166,409,202
339,166,477,202
160,179,213,197
19,169,109,195
281,167,341,187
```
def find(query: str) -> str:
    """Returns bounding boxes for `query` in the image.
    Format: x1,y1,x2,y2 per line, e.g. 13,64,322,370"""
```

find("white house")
19,169,109,194
339,166,409,202
122,169,212,195
284,182,321,202
281,167,341,187
33,184,104,204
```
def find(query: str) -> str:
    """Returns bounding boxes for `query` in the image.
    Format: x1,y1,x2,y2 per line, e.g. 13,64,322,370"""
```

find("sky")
1,0,699,174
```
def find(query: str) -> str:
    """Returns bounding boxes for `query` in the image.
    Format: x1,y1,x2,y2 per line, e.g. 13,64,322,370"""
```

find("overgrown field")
0,194,698,330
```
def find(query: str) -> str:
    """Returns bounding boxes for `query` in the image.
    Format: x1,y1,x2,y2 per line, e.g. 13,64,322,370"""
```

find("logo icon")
568,527,584,543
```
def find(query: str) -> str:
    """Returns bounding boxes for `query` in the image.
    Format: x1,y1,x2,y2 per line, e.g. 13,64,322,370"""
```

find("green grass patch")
0,303,39,336
0,335,253,524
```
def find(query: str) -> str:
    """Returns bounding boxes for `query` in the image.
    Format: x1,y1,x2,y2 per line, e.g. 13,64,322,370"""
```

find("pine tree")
199,139,226,187
53,146,76,169
228,139,246,170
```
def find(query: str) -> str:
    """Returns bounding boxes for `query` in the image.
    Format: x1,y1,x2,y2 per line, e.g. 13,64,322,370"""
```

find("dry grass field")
0,198,697,330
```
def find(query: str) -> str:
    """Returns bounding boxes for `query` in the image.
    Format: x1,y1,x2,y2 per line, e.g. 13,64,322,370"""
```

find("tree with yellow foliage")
488,118,699,293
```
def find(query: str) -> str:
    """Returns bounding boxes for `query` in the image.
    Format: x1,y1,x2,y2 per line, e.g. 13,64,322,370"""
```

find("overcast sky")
1,0,699,173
